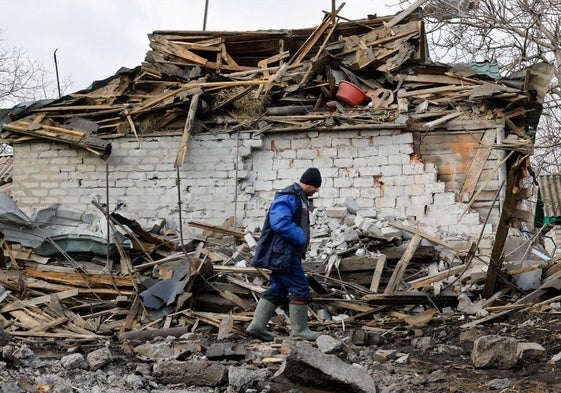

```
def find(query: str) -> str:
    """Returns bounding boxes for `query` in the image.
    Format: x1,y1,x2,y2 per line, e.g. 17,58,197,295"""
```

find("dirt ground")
366,309,561,393
3,307,561,393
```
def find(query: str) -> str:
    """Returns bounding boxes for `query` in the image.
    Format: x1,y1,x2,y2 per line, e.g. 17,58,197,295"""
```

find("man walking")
246,168,323,342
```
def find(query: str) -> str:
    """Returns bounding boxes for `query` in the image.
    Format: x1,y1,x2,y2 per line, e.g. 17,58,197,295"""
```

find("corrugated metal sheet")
465,62,502,79
538,175,561,217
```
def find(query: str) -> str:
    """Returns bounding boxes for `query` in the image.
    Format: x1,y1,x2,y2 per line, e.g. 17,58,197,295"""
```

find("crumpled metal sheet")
139,278,188,310
33,234,115,257
0,193,110,255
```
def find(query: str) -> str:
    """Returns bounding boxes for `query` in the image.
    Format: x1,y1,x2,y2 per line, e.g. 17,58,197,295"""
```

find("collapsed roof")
0,6,549,160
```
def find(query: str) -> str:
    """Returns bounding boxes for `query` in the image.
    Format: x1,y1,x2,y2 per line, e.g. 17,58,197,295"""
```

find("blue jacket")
252,183,309,272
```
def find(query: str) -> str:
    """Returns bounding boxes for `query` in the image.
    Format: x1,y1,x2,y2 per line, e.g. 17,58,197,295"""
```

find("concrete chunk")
354,214,383,238
471,335,518,369
344,197,361,214
60,353,88,370
205,342,247,360
228,365,271,393
274,340,377,393
517,342,547,362
152,360,227,386
86,347,112,371
326,206,348,218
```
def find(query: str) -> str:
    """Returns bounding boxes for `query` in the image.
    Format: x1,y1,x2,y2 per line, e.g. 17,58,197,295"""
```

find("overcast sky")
0,1,398,95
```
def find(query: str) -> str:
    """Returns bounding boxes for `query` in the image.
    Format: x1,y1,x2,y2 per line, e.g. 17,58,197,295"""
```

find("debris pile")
0,199,560,392
0,191,555,345
1,6,533,158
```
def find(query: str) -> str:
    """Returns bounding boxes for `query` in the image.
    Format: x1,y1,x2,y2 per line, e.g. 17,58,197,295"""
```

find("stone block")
326,206,348,218
344,197,361,214
152,360,227,386
471,335,518,369
86,347,112,371
517,342,547,362
275,341,376,393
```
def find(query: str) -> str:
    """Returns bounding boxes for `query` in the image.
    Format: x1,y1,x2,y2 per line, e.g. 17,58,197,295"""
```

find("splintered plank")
150,35,209,66
48,292,100,335
175,90,201,167
27,316,69,334
408,264,468,289
218,289,252,311
315,299,375,313
7,309,44,330
369,254,387,293
288,9,338,67
225,276,267,293
181,310,246,335
120,295,142,333
0,289,79,313
23,268,135,288
335,256,386,272
398,85,472,98
8,331,102,339
386,0,432,27
401,74,480,85
388,221,471,252
384,234,422,295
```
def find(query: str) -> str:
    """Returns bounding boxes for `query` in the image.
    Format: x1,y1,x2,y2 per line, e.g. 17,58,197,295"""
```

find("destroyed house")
0,8,549,254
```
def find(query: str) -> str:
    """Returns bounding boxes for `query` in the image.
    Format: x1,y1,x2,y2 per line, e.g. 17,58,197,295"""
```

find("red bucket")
336,81,367,106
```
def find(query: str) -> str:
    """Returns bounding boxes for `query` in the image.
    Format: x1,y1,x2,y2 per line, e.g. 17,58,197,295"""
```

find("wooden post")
384,234,422,294
482,161,524,298
175,90,202,167
369,254,387,293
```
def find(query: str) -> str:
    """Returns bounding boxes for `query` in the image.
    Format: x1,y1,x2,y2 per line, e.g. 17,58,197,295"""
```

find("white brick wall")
11,128,498,240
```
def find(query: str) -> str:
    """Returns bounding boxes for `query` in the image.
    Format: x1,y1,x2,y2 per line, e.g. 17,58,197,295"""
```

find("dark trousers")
264,256,309,304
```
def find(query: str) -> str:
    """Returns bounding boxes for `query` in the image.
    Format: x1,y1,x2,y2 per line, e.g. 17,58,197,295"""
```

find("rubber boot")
289,303,322,341
246,298,277,342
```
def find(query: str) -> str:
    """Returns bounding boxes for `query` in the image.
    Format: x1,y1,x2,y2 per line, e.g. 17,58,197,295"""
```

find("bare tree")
0,30,68,107
397,0,561,174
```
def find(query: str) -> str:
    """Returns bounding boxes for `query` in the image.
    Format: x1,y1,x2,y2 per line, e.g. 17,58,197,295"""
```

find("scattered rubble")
0,194,560,391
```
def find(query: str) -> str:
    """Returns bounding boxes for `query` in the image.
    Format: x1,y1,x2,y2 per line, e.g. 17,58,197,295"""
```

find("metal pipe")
176,166,186,254
106,162,111,269
53,49,61,98
202,0,209,31
234,130,239,227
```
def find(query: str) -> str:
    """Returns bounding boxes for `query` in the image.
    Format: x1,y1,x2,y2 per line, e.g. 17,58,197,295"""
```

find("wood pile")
1,6,534,159
0,215,444,343
0,203,556,345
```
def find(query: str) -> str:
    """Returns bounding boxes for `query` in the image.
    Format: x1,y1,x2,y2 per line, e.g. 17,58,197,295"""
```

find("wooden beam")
22,268,135,288
0,288,79,313
188,220,246,238
386,0,432,27
175,90,201,167
388,221,470,252
384,234,422,295
408,264,468,289
369,254,387,293
482,160,525,298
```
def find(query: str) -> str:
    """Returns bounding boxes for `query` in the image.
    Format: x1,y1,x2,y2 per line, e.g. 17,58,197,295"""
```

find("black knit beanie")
300,168,322,187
